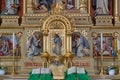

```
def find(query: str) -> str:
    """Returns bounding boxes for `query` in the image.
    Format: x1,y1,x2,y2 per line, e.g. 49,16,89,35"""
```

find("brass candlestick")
63,51,74,68
100,49,104,75
41,51,50,68
12,49,16,75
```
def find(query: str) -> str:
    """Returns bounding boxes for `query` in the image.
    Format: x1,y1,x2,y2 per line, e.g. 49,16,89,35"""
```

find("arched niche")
40,15,74,55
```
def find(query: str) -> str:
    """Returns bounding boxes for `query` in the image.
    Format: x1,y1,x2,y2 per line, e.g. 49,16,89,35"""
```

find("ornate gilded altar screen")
41,15,73,56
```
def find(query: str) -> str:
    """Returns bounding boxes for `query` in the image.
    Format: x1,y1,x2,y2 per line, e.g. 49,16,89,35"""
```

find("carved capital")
91,32,98,38
66,30,73,36
42,30,49,36
113,32,119,38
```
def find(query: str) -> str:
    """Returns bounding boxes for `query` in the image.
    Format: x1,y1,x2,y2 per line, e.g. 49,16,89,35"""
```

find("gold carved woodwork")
41,15,73,33
51,1,65,15
79,0,87,13
49,21,65,29
40,14,74,67
95,15,113,26
1,0,120,79
1,16,19,26
27,0,33,13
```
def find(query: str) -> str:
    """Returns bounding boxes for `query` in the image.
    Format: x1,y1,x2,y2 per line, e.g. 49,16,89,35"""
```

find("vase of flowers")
108,66,117,75
0,66,6,75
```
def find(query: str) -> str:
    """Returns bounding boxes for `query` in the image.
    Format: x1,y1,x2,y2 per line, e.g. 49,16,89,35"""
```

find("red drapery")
0,0,5,13
18,0,23,17
109,0,113,15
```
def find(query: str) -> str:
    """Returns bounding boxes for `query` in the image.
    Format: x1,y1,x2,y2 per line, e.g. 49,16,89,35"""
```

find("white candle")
13,32,15,50
100,33,103,50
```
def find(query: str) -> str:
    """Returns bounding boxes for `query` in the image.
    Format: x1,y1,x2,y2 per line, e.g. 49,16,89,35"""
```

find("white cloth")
77,68,85,74
41,68,51,74
67,66,76,75
32,68,41,74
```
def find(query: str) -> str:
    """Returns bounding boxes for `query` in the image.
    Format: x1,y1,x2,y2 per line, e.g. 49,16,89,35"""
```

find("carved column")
66,31,72,53
21,0,26,25
40,30,50,68
113,37,117,52
43,31,48,52
69,34,72,52
112,32,119,52
114,0,119,26
64,30,74,68
88,0,91,15
23,0,26,14
27,0,33,13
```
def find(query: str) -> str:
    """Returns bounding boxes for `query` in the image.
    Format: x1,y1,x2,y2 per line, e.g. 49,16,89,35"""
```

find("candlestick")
100,33,103,50
100,49,104,75
100,33,103,75
12,32,16,75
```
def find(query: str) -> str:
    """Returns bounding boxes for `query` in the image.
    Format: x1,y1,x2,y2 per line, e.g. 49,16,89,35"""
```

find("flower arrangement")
0,66,7,75
0,66,7,70
107,66,118,75
108,66,117,70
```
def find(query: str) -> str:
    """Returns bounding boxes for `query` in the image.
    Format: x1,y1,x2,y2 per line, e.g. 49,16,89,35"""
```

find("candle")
100,33,103,50
13,32,15,50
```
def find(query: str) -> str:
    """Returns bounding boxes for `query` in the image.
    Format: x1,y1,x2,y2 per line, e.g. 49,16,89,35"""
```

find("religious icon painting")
92,0,113,16
53,33,62,55
0,0,22,15
32,0,88,13
0,32,23,57
92,33,118,57
48,29,65,56
72,32,90,57
27,31,43,57
66,0,88,13
32,0,66,13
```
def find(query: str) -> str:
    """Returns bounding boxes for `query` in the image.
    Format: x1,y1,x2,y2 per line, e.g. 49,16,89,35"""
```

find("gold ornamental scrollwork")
49,21,65,29
40,15,73,31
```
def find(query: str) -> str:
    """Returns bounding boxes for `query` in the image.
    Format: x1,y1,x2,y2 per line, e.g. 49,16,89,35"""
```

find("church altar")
0,0,120,80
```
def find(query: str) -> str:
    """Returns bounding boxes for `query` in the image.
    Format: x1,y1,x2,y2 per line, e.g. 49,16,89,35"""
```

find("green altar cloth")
76,74,91,80
28,72,53,80
64,71,91,80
